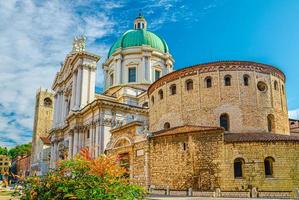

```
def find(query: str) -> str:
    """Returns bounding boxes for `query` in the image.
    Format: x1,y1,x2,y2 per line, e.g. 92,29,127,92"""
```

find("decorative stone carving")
72,36,86,52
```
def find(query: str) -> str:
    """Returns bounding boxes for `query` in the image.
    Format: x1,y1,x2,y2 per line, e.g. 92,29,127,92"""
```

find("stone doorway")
119,152,130,178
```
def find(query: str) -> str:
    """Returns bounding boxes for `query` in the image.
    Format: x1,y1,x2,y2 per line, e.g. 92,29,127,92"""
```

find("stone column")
75,68,82,110
89,126,93,157
57,92,62,125
148,57,152,82
95,123,99,157
143,56,148,82
53,141,58,166
53,94,57,126
68,133,73,159
61,93,65,123
70,71,77,110
115,55,122,84
80,66,89,107
88,68,96,104
50,143,55,168
73,129,79,156
78,129,83,151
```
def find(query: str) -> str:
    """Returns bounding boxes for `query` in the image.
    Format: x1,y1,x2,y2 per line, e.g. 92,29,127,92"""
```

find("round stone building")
148,61,289,135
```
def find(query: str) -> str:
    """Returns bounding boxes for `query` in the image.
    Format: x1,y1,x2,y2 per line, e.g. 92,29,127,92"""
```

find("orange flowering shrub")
18,150,146,200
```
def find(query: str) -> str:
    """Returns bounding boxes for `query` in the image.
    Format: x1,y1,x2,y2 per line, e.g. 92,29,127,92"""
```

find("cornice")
148,60,286,95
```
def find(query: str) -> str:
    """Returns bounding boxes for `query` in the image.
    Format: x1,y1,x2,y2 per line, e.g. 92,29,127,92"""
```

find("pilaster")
75,67,82,110
70,71,77,110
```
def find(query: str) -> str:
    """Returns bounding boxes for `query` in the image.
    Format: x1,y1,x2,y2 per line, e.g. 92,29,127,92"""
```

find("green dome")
108,29,169,57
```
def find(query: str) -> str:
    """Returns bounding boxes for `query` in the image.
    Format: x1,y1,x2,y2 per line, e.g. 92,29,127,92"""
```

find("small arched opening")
164,122,170,129
267,114,275,132
170,84,176,95
186,79,193,91
205,77,212,88
243,75,250,86
234,158,245,178
158,89,164,100
224,75,232,86
220,113,230,131
264,157,275,177
44,97,52,107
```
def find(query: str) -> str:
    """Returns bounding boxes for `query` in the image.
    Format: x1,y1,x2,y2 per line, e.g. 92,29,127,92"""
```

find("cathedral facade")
48,15,299,194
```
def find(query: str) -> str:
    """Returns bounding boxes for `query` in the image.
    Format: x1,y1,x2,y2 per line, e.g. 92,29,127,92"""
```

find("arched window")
151,96,154,104
264,157,275,177
282,84,285,94
243,75,249,86
186,79,193,91
224,75,231,86
158,89,164,100
44,98,52,107
170,84,176,95
267,114,274,132
205,77,212,88
234,158,245,178
220,113,229,131
164,122,170,129
142,102,148,108
274,80,278,90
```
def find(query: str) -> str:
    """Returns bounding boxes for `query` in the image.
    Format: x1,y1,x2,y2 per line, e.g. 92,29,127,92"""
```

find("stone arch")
224,75,232,86
220,113,230,131
234,157,245,178
264,156,275,177
44,97,52,107
112,136,132,149
169,84,176,95
267,114,275,132
204,76,212,88
185,79,193,91
158,89,164,100
243,74,250,86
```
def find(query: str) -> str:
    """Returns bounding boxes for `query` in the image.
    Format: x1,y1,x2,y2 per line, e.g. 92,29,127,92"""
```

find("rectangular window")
128,67,136,82
155,70,161,81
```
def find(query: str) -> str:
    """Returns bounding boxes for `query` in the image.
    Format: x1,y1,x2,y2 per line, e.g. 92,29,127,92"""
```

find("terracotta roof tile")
224,132,299,143
40,136,51,145
152,125,223,138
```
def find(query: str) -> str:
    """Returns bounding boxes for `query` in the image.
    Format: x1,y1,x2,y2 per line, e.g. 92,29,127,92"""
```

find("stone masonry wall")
149,130,223,191
221,141,299,191
149,63,289,135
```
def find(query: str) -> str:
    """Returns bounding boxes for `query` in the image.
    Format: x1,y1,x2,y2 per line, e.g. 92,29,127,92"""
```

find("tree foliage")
8,143,32,159
0,146,8,155
18,152,146,200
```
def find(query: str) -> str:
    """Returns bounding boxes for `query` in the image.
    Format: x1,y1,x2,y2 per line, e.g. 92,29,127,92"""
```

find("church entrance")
118,152,130,178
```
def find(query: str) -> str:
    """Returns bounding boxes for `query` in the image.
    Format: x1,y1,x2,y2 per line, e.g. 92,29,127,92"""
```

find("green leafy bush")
19,154,146,200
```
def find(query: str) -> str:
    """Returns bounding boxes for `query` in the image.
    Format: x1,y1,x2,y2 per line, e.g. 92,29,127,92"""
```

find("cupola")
134,13,147,30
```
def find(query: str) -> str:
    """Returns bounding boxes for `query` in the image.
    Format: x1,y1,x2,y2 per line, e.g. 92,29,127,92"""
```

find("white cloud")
289,109,299,120
0,0,117,147
0,0,202,148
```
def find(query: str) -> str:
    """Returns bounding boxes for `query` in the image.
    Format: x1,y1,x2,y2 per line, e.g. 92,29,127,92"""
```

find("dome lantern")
134,12,147,30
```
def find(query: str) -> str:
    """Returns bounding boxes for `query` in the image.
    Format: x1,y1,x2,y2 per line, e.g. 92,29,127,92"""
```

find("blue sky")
0,0,299,148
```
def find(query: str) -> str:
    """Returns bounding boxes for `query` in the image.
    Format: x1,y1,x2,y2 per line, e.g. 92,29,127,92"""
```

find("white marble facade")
49,17,174,167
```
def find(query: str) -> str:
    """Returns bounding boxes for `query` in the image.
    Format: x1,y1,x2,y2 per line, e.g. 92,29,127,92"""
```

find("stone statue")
72,35,86,52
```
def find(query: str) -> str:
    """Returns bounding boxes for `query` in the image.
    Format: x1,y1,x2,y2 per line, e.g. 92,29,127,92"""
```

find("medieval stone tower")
30,88,54,172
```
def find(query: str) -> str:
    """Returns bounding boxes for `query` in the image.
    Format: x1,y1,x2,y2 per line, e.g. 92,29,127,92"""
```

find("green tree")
8,143,32,159
0,146,8,155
